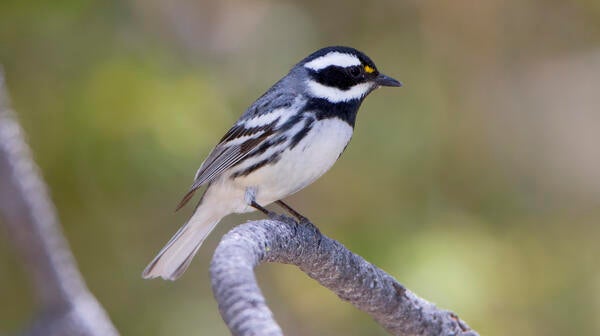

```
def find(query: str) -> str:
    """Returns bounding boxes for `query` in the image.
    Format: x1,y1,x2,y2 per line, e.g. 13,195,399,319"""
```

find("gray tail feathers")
142,210,220,281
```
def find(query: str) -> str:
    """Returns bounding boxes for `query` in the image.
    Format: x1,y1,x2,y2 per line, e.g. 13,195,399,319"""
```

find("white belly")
231,118,353,210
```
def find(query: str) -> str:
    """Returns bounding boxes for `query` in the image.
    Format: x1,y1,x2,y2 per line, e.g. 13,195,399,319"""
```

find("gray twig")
211,217,479,336
0,69,119,336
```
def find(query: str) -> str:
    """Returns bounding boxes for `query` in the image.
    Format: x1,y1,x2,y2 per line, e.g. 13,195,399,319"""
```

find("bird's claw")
268,212,297,225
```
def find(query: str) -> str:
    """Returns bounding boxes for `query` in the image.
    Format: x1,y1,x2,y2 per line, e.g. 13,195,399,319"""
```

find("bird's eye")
348,66,361,78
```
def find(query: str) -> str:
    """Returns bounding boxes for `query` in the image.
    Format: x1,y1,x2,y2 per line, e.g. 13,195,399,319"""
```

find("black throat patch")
304,98,362,127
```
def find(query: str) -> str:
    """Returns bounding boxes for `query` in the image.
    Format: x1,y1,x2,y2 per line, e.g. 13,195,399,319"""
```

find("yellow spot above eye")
364,65,375,73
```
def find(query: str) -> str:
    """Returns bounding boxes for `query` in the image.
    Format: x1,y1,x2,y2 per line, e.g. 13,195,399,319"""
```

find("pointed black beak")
375,74,402,87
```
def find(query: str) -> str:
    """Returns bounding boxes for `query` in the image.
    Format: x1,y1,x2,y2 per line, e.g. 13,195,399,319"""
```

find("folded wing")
175,122,276,210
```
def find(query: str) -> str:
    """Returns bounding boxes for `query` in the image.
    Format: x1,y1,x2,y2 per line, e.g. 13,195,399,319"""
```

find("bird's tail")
142,208,221,281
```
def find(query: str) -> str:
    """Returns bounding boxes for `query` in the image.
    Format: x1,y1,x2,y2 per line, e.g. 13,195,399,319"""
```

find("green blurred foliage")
1,0,600,335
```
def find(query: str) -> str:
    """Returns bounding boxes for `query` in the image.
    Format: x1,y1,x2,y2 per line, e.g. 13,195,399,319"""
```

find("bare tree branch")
0,69,119,336
211,217,479,336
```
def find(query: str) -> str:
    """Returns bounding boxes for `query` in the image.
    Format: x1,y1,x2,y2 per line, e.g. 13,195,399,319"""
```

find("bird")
142,46,401,281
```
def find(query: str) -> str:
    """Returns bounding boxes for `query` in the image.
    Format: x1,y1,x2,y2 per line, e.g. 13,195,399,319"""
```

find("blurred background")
1,0,600,335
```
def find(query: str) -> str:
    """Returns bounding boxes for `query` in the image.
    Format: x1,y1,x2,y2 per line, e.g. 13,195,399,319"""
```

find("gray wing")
175,123,275,210
175,84,301,210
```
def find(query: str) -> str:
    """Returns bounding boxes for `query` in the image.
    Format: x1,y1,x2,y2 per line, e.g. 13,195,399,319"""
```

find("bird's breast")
290,118,353,177
234,118,353,203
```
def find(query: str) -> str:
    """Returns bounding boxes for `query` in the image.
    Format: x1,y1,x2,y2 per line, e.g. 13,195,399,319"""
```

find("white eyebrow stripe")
304,52,361,71
306,80,373,103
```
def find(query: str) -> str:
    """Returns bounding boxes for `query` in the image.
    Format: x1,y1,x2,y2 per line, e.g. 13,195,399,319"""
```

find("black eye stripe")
309,65,365,90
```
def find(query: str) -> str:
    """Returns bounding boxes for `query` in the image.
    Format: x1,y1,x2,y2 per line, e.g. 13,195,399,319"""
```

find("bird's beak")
375,74,402,87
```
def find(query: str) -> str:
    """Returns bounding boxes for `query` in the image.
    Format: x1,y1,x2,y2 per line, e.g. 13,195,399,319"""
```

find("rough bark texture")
0,70,119,336
211,217,479,336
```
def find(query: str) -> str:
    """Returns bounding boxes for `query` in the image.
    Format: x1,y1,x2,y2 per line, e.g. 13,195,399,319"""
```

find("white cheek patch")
306,80,373,103
304,52,361,71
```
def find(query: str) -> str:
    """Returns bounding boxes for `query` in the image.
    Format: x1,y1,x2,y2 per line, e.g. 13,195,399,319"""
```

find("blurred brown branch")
210,217,479,336
0,69,119,336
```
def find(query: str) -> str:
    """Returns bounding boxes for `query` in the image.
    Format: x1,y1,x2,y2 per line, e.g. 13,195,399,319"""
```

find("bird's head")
295,46,401,103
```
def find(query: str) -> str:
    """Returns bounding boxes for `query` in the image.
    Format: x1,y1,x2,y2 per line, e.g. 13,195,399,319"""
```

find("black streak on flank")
289,117,314,149
231,155,283,178
247,136,287,157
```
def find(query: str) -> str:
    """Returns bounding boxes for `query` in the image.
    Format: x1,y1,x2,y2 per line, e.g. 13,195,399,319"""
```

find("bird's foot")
296,215,311,226
274,200,312,225
305,219,322,238
291,215,321,237
267,212,296,225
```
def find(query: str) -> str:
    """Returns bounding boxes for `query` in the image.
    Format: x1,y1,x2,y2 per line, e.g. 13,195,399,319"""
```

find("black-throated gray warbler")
143,46,401,280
